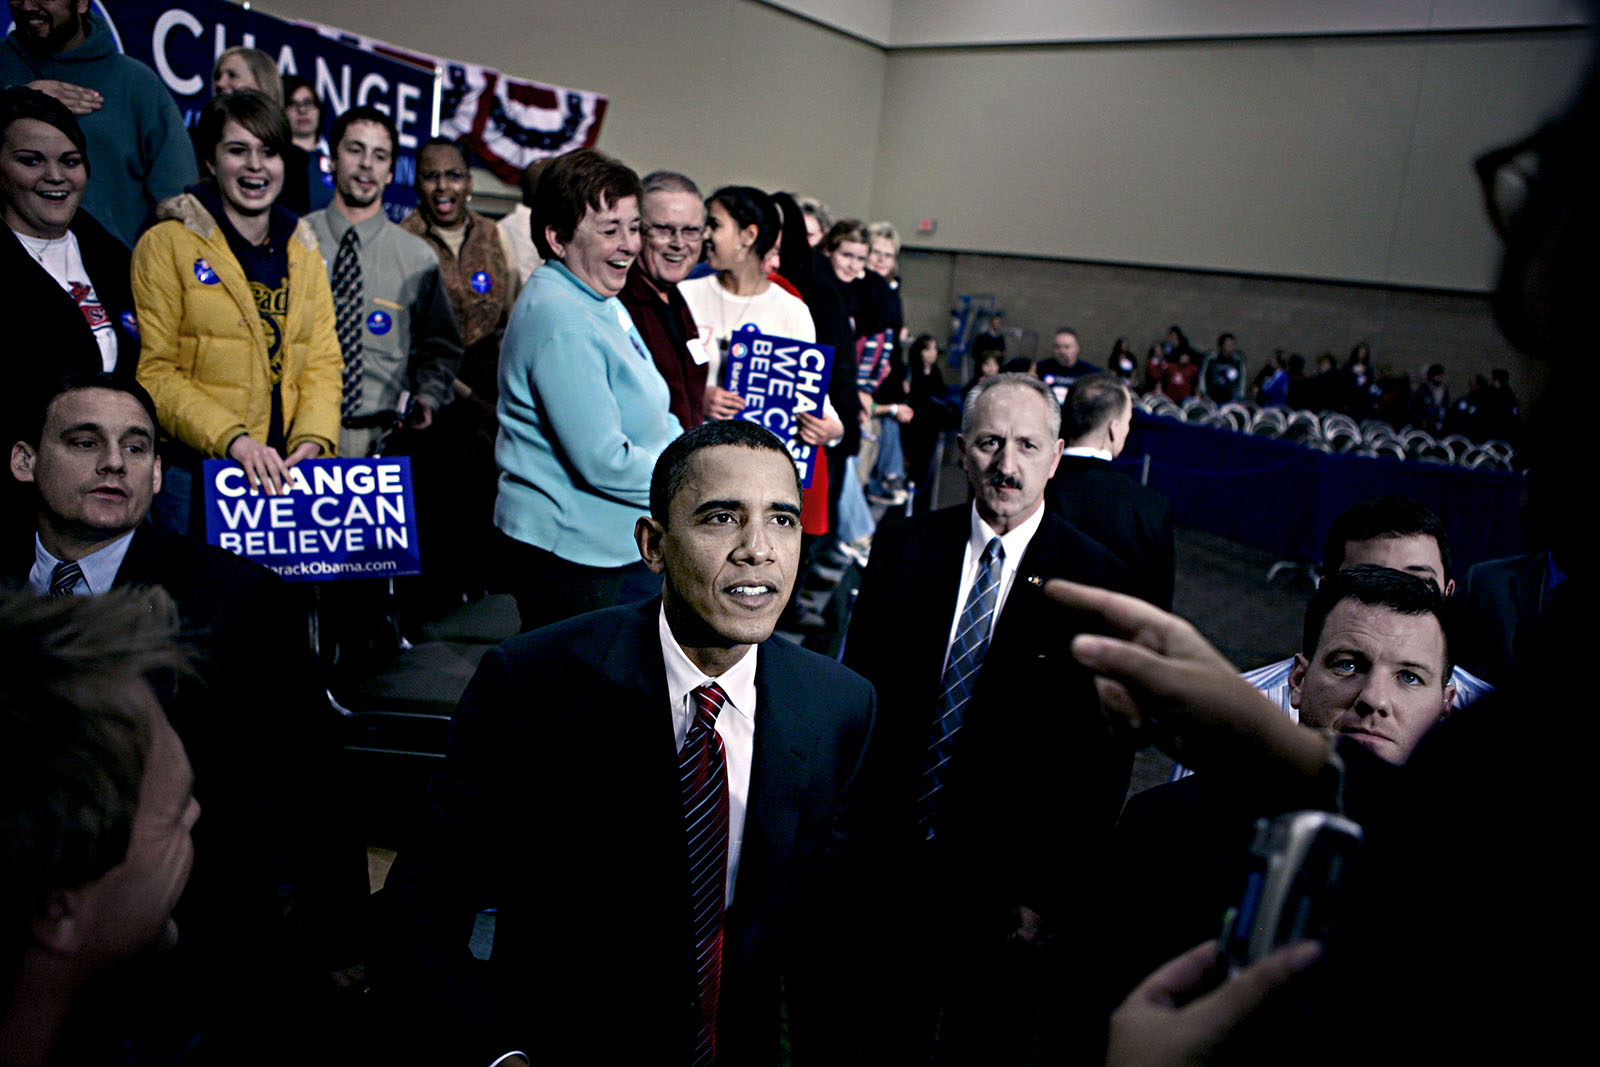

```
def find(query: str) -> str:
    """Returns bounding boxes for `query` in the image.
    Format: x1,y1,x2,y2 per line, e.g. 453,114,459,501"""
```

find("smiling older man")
618,169,709,429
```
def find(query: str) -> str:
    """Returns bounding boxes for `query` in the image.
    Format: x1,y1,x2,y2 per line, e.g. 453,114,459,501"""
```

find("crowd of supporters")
1,5,1586,1066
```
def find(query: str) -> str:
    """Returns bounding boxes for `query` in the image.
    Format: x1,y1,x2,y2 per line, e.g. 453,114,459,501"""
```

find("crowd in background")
0,3,1584,1066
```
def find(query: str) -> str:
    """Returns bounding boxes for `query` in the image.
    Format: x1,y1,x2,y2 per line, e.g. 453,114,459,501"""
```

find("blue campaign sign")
723,325,835,488
202,458,421,582
38,1,440,221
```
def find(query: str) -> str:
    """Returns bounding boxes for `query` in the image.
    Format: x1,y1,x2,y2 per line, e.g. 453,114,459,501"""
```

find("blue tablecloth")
1116,412,1527,570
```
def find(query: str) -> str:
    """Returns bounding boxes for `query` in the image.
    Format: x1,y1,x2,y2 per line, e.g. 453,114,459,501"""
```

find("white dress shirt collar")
1062,445,1113,461
944,502,1047,668
658,602,758,908
29,528,137,597
659,605,758,740
967,499,1047,575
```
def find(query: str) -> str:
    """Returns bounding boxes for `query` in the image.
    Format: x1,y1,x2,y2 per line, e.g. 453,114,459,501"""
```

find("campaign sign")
723,325,835,488
202,458,421,583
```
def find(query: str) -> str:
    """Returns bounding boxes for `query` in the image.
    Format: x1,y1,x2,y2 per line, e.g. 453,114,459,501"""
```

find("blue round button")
470,270,493,294
193,258,219,285
367,310,392,335
120,310,139,338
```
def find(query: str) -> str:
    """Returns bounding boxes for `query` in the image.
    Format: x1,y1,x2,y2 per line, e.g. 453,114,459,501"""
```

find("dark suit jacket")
1,208,141,532
844,505,1138,922
375,598,876,1065
4,522,366,1055
1106,775,1273,1006
1459,550,1552,688
1045,455,1176,610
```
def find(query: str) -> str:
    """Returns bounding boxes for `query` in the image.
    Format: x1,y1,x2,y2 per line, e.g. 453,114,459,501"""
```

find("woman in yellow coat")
132,91,340,534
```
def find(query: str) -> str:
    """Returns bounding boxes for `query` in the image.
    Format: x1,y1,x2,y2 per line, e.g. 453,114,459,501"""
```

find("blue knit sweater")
494,261,681,567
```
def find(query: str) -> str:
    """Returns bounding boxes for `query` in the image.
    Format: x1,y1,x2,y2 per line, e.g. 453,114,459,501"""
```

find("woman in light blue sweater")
495,148,681,631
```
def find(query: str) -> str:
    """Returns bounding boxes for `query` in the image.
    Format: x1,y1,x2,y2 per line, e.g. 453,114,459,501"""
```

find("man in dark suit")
6,372,367,1061
844,372,1137,1062
375,419,875,1065
1046,371,1176,609
1105,567,1456,1006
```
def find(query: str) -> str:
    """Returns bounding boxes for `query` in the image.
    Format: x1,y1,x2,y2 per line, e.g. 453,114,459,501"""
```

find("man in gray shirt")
304,105,461,458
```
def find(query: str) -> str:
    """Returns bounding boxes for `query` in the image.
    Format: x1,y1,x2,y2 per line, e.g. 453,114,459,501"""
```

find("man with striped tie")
377,419,875,1065
5,372,368,1058
845,372,1138,1062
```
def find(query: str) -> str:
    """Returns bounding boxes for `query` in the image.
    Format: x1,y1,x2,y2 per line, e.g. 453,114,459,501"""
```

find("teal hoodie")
1,12,196,246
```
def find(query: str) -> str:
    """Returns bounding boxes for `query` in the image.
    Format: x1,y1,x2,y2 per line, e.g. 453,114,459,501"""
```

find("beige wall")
257,0,1585,308
873,30,1589,291
257,0,886,212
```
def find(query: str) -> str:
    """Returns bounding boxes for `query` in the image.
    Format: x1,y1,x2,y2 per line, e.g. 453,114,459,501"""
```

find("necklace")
15,229,74,279
712,273,765,351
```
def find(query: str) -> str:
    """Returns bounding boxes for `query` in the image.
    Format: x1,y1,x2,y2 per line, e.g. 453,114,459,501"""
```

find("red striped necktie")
682,682,730,1065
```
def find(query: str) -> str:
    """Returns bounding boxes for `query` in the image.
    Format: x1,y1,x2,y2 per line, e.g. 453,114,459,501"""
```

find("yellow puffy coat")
132,193,341,458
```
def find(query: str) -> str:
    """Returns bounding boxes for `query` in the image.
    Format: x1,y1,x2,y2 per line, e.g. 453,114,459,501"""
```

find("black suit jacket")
4,522,366,1054
1,208,141,532
1045,455,1176,610
844,505,1138,921
1459,550,1552,688
376,598,876,1064
1105,775,1274,1006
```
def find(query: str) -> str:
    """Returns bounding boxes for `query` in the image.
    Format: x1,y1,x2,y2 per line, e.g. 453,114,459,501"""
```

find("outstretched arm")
1044,579,1331,794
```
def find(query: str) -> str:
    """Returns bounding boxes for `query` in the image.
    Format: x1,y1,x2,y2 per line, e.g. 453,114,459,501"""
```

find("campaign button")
367,311,392,335
470,270,493,294
193,258,219,284
120,310,139,338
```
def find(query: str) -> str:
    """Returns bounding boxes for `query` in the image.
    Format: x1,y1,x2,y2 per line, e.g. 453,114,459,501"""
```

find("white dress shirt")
942,501,1047,672
28,530,136,596
1062,445,1113,461
659,603,758,907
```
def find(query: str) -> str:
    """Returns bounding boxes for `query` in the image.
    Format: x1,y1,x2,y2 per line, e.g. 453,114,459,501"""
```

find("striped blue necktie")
919,536,1004,839
49,560,84,598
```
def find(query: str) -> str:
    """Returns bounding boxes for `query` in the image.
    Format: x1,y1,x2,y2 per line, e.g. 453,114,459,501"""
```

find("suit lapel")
912,508,974,682
597,599,680,764
739,639,821,906
111,523,163,588
987,514,1062,655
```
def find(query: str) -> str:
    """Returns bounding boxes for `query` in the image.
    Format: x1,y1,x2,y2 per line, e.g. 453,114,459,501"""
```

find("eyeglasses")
645,223,703,243
1475,125,1555,241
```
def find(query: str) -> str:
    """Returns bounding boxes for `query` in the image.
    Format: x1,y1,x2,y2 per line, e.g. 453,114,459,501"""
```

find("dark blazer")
1045,455,1176,610
2,209,140,449
843,504,1138,920
375,598,876,1064
4,522,366,1053
1106,775,1271,1006
1459,550,1553,688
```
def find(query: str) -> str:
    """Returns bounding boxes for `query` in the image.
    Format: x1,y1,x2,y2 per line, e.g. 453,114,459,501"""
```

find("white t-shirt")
677,274,816,390
13,228,117,372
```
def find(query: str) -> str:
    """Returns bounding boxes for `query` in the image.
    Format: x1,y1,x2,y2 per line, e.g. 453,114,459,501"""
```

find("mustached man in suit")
844,372,1138,1062
5,372,367,1059
1045,371,1175,610
376,418,876,1065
